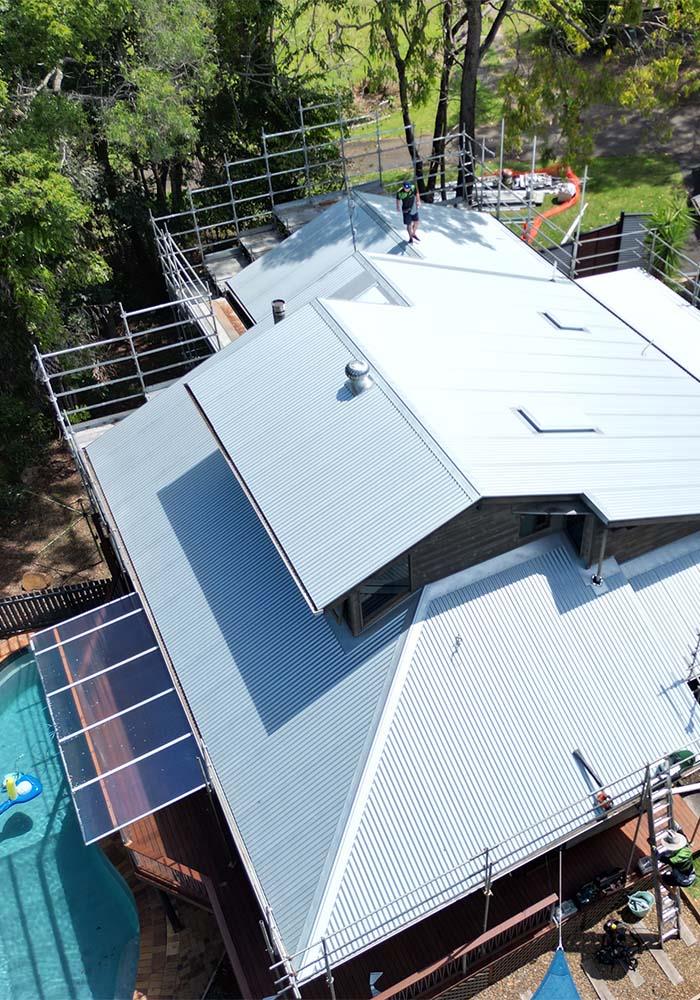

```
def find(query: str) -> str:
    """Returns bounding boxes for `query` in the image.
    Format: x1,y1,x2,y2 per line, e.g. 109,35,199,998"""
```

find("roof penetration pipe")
272,299,286,324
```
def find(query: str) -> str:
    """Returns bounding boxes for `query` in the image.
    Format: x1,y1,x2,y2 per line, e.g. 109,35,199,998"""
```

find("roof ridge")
300,532,572,952
352,190,422,258
300,586,433,953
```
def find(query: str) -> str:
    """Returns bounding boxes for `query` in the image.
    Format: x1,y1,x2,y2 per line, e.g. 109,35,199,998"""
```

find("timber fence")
0,577,116,638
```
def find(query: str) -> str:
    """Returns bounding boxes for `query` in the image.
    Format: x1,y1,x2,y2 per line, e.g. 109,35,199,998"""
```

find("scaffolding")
37,102,700,442
30,99,700,998
270,739,700,997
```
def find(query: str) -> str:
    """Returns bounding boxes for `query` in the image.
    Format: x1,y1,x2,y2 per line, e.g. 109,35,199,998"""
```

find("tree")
104,0,217,210
320,0,700,198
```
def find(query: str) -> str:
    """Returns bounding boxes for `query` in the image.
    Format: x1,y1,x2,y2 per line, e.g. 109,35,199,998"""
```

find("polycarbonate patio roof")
31,592,206,844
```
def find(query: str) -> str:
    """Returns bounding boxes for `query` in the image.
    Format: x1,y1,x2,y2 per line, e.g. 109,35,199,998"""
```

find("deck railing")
0,578,116,638
128,847,210,906
270,741,700,996
372,893,558,1000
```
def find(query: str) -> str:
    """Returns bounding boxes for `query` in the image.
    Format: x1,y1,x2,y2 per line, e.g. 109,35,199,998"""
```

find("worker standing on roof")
396,180,421,244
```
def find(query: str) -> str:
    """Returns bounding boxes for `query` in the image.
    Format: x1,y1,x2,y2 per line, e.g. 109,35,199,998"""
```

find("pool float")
0,772,42,815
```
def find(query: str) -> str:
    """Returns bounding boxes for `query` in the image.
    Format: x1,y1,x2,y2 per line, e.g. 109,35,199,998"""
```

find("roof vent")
345,359,374,396
272,299,286,324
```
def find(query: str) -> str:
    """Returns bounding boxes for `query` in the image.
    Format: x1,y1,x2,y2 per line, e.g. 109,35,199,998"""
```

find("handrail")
272,739,700,988
371,893,558,1000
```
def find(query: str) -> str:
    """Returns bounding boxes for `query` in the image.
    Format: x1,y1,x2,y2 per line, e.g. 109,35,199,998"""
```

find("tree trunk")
152,162,168,211
428,0,454,200
134,155,151,202
171,161,184,211
457,0,482,202
396,59,425,191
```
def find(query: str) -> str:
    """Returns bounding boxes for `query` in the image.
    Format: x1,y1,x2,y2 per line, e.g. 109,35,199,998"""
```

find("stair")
646,769,682,946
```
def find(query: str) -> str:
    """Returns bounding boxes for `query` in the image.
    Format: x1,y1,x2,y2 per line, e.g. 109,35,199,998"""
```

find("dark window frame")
346,553,413,634
519,512,552,539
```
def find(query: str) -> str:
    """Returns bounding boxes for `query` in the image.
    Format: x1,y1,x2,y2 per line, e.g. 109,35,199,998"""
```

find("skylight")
516,406,598,435
543,311,588,332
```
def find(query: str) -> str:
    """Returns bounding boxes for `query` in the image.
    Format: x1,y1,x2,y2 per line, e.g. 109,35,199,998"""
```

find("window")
519,513,551,538
350,553,412,632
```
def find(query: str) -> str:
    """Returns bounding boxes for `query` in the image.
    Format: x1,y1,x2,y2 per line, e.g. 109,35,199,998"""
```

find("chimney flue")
345,359,374,396
272,299,286,324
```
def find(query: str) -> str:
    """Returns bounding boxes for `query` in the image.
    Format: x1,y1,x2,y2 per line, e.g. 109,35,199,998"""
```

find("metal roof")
225,190,549,326
86,376,417,955
310,534,697,966
250,252,407,336
325,254,700,523
225,195,416,324
186,301,476,611
579,268,700,382
357,191,555,278
622,529,700,665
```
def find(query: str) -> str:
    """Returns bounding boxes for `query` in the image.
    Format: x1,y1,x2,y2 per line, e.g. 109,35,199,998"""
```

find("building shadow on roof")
235,196,414,276
157,450,411,734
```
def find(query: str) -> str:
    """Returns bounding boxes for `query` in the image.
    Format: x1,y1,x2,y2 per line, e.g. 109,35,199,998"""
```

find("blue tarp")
532,949,582,1000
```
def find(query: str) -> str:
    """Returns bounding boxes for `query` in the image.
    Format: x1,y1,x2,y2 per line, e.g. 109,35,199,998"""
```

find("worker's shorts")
403,210,418,225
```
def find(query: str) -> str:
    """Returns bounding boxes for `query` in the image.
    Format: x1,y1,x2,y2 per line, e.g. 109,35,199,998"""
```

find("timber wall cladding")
410,501,560,588
588,518,700,567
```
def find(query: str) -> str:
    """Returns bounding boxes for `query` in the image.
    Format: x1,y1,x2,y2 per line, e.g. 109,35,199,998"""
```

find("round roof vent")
345,359,374,396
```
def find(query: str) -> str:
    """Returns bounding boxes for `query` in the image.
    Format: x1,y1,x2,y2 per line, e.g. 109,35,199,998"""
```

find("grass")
536,155,685,236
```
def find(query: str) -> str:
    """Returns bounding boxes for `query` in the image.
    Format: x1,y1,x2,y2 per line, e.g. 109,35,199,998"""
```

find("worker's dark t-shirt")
397,184,417,218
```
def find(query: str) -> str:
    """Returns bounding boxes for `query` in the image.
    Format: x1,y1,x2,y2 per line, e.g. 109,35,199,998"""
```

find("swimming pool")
0,652,140,999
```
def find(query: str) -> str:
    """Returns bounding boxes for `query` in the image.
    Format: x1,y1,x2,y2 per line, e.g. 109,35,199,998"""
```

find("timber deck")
124,792,277,999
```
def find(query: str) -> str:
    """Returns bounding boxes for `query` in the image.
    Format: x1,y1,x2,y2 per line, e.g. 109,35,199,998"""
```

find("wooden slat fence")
0,578,115,638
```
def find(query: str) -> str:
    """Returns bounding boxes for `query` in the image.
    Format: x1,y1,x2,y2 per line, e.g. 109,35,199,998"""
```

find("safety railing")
373,893,559,1000
128,848,210,905
34,295,217,428
150,98,486,272
270,735,700,995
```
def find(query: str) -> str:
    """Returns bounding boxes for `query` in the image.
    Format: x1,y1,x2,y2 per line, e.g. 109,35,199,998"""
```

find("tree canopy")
0,0,698,500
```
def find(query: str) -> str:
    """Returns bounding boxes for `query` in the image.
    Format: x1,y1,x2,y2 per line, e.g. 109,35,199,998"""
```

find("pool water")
0,653,140,999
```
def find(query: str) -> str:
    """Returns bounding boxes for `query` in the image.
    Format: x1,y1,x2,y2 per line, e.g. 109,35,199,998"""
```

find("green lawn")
535,155,685,236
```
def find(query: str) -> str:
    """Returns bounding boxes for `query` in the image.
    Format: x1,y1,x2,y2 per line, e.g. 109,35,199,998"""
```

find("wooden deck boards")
125,792,277,999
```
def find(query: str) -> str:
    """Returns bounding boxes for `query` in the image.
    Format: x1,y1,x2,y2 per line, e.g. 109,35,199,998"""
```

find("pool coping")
0,634,31,668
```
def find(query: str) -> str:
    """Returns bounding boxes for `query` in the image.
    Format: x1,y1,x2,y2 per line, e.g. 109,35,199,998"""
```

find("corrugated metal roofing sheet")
316,535,697,964
357,191,555,278
579,268,700,381
326,256,700,522
86,376,416,954
622,530,700,666
226,196,414,323
251,253,404,335
187,302,476,610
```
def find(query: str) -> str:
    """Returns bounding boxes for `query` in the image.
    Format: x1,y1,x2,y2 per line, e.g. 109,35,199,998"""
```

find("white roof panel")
311,534,698,968
186,302,476,610
325,256,700,522
579,268,700,380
